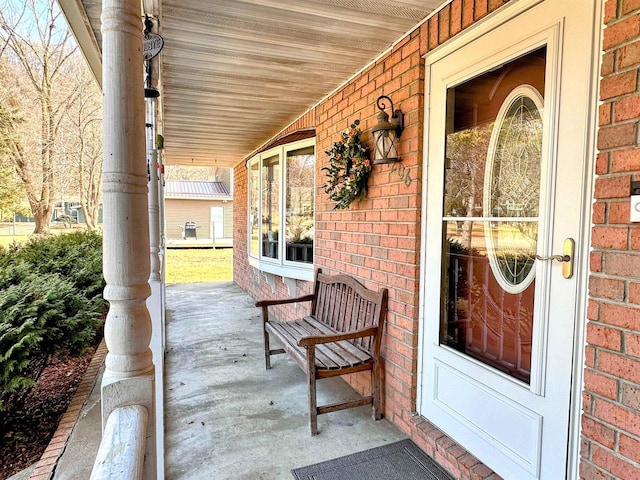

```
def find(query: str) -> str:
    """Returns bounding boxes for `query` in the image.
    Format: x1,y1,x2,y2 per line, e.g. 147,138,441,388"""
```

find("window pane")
286,146,314,263
262,154,280,259
441,47,546,384
249,161,260,256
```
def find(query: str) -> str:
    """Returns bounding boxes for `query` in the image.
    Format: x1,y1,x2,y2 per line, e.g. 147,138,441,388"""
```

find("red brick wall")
233,157,250,288
581,1,640,478
313,21,426,428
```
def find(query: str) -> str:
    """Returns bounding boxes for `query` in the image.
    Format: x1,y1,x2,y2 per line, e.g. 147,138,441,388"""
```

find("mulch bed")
0,348,97,480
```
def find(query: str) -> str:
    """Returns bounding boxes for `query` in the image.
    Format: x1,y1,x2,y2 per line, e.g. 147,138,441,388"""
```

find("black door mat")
291,439,455,480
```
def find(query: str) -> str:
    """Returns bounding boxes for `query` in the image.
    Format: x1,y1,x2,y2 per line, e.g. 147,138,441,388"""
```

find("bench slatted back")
312,270,388,352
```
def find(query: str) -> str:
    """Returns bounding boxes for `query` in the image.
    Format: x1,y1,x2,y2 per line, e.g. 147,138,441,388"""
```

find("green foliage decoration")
322,120,371,209
0,231,105,410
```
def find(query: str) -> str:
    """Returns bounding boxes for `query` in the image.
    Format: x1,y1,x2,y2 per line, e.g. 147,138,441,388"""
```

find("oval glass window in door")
484,85,543,295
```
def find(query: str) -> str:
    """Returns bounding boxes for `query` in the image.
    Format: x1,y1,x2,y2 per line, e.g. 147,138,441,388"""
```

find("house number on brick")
390,162,414,186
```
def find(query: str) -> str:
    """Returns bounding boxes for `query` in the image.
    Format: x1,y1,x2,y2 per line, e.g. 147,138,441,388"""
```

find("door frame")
210,205,224,239
416,0,602,478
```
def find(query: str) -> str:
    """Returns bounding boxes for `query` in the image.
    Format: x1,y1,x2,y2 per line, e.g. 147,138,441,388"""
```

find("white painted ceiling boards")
60,0,444,167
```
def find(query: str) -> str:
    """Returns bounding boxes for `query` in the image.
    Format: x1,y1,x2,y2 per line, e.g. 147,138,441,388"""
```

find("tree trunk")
81,202,97,231
31,202,51,234
461,187,476,250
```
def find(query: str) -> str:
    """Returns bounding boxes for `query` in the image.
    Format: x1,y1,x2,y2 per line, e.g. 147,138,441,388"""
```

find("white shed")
164,180,233,247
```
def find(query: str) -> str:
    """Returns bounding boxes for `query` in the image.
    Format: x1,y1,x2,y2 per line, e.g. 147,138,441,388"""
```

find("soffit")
69,0,444,167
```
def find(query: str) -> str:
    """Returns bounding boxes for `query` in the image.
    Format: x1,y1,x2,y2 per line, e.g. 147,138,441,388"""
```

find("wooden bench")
256,269,388,435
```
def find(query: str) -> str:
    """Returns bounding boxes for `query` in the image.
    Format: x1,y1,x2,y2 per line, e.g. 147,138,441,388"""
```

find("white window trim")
247,137,315,282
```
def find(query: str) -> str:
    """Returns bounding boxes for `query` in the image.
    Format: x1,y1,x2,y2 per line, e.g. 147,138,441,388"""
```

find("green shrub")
0,232,105,410
0,232,103,287
0,261,31,291
0,232,105,302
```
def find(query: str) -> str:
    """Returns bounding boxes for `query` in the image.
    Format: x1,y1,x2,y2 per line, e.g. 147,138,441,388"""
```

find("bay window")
262,154,280,259
249,160,260,257
286,145,314,263
248,137,315,280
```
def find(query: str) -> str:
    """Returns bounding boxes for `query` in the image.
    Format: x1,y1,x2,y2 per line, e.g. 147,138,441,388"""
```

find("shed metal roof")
165,180,231,199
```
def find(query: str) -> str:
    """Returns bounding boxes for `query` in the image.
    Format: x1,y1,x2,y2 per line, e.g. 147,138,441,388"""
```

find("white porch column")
147,99,161,284
101,0,156,478
146,93,165,479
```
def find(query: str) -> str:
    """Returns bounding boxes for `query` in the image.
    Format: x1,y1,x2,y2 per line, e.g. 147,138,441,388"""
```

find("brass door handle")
535,254,570,262
535,238,574,279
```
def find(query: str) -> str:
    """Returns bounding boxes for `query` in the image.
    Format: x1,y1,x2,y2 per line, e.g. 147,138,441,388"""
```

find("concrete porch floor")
48,281,407,479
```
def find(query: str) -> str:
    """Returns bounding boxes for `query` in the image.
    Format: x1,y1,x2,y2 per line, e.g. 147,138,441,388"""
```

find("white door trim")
566,2,603,478
416,0,601,478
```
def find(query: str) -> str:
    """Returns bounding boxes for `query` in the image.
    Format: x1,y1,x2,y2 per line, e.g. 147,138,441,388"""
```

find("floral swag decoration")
322,119,371,210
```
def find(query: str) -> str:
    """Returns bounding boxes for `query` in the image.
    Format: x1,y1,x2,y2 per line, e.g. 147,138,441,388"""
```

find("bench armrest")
298,326,379,347
256,294,315,308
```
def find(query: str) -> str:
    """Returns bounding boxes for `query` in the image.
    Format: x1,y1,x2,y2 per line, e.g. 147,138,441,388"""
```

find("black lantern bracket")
371,95,404,164
376,95,404,137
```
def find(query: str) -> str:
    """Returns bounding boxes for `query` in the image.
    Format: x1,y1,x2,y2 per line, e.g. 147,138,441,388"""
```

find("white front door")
211,206,224,239
419,1,598,479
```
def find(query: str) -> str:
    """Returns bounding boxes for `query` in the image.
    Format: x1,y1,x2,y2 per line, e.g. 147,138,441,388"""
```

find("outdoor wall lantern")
371,95,404,164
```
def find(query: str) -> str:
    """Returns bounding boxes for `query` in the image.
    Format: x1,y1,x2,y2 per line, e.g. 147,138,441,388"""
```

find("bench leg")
263,329,272,370
306,346,318,436
371,361,382,421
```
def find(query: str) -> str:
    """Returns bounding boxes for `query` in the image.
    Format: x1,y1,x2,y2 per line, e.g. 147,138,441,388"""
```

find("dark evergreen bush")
0,231,105,410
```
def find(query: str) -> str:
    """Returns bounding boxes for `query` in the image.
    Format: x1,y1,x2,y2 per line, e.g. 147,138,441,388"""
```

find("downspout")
145,26,161,286
144,12,165,480
146,90,165,480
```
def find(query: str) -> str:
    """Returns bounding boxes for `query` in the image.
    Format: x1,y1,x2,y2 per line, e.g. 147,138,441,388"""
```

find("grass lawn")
164,247,233,284
0,235,30,248
0,222,85,249
0,228,233,284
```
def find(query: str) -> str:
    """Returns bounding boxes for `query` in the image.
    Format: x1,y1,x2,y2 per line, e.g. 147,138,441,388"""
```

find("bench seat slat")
317,344,367,370
300,317,372,364
294,317,370,367
293,316,372,366
281,321,346,370
265,322,308,366
267,320,342,370
268,319,372,370
281,320,353,370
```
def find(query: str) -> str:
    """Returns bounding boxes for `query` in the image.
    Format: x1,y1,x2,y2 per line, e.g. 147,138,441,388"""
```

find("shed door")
419,1,596,479
211,206,224,239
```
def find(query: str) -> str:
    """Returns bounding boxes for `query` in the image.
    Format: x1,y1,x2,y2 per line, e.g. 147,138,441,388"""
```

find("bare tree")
164,165,217,181
445,124,492,249
59,62,102,231
0,69,28,219
0,0,81,234
0,99,26,220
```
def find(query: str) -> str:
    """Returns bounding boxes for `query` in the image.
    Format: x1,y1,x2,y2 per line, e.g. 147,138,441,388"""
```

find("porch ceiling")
62,0,443,167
